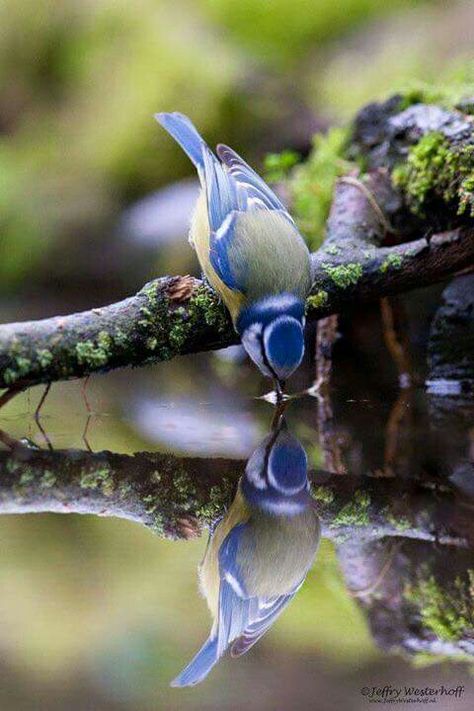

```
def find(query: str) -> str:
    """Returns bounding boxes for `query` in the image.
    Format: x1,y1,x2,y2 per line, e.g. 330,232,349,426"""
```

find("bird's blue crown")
236,293,305,334
241,423,311,516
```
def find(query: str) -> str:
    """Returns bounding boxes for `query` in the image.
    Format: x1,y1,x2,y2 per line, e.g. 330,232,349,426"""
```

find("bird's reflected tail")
170,636,219,687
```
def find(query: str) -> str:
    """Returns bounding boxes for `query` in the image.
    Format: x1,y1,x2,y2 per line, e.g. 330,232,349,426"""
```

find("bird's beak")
274,379,285,402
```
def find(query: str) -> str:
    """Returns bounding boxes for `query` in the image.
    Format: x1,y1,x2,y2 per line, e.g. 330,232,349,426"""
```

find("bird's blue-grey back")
155,112,312,305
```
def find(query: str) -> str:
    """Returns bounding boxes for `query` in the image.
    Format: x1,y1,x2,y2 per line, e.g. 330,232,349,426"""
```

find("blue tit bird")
171,419,321,687
155,112,312,393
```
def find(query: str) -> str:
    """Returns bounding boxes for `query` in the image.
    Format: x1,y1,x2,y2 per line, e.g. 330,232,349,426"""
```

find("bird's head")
241,417,310,515
236,295,306,385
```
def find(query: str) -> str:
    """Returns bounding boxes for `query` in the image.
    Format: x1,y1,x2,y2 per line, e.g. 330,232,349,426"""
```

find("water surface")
0,340,473,710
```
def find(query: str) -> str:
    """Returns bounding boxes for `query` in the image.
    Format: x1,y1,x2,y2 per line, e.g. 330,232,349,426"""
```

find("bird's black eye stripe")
259,329,278,382
261,426,282,488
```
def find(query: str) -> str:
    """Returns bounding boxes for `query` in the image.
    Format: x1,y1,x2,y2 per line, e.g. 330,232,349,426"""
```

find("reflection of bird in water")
156,112,312,398
171,416,321,687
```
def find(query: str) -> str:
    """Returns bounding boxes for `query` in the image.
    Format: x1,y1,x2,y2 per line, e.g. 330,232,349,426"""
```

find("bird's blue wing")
230,584,302,657
156,115,287,216
156,114,297,294
217,143,291,215
217,524,303,659
217,523,251,656
218,522,248,599
202,148,240,234
217,579,258,658
208,211,242,291
170,519,246,687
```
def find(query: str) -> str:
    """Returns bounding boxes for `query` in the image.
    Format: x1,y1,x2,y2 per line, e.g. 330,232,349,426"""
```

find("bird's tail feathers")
170,636,219,687
155,112,206,171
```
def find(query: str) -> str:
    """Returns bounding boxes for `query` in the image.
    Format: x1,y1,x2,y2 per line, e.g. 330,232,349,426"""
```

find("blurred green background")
1,1,474,709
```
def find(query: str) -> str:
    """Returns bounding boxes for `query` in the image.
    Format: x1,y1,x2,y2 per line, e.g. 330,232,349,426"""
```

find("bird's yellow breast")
190,191,245,323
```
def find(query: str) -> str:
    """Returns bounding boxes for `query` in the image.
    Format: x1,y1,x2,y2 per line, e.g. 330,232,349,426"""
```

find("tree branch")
0,440,472,547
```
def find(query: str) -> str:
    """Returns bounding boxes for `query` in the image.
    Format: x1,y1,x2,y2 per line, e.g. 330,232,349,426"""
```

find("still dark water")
0,329,473,710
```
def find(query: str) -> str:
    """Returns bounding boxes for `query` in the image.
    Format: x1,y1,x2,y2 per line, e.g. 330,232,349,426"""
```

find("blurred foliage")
287,127,353,249
0,0,436,291
198,0,424,67
316,4,474,119
0,0,238,289
397,61,474,111
263,149,300,183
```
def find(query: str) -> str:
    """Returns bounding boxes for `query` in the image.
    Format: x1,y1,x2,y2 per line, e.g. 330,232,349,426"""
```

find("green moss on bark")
331,490,371,527
322,262,363,288
380,253,403,273
306,290,329,310
75,331,113,368
393,131,474,217
312,485,335,504
386,510,410,531
405,571,474,642
136,281,231,364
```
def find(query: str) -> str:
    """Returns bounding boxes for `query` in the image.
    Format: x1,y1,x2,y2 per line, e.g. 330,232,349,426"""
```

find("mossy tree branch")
1,97,473,390
1,440,472,546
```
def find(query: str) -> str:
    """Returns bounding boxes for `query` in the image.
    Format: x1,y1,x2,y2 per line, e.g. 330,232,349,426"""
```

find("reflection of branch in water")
383,388,414,478
33,384,54,451
315,315,338,390
82,414,93,452
314,313,417,477
0,381,54,450
337,537,474,660
34,382,51,420
380,296,413,388
0,441,472,547
81,375,93,414
347,540,401,598
314,297,417,476
316,393,347,475
34,417,53,451
314,315,347,474
314,380,437,479
0,443,241,538
0,382,27,409
0,428,21,450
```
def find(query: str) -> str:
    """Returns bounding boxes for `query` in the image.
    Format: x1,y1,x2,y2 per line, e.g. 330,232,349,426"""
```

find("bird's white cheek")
241,324,272,377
